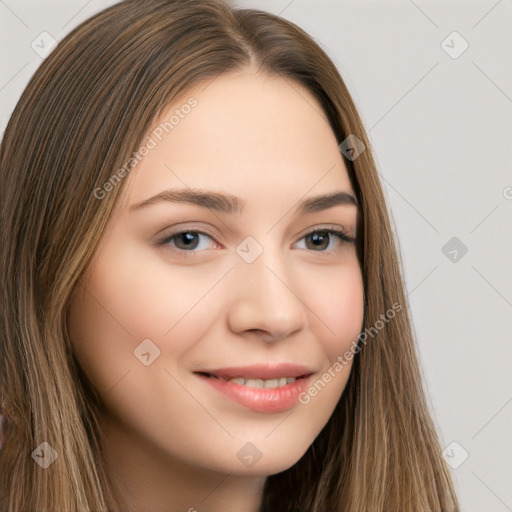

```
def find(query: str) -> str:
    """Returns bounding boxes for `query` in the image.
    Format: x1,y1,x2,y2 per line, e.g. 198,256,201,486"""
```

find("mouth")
192,363,316,413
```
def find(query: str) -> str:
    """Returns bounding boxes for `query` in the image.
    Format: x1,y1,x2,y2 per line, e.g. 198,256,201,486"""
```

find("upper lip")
194,363,316,380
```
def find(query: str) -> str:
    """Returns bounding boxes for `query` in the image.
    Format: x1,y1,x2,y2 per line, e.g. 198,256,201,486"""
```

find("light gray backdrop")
1,1,511,510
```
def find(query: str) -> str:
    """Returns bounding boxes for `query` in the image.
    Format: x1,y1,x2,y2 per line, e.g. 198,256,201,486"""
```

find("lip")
194,363,315,413
195,363,315,380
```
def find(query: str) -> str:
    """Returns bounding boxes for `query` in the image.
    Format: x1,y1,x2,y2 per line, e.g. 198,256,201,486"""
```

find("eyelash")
154,227,355,256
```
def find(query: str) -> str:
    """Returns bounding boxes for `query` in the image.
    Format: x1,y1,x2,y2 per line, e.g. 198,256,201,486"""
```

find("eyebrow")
129,188,357,215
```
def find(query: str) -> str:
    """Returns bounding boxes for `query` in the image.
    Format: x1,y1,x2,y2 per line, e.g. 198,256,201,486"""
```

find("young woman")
0,0,460,511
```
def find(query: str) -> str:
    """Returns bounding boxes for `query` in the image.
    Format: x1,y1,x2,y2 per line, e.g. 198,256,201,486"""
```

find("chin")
226,441,311,477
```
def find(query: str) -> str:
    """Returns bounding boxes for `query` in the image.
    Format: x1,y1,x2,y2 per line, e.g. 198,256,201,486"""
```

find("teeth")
226,376,297,388
245,378,264,388
263,379,278,388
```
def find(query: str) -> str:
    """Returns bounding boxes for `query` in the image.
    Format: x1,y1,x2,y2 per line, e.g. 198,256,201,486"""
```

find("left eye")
295,229,353,251
156,228,354,254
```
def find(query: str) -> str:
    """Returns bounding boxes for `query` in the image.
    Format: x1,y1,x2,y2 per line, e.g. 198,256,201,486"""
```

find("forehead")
120,69,352,210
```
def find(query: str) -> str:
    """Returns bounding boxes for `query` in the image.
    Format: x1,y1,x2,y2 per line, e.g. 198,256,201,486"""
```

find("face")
68,68,364,478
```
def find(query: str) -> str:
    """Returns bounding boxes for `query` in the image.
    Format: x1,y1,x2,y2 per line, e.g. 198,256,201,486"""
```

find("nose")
226,248,309,343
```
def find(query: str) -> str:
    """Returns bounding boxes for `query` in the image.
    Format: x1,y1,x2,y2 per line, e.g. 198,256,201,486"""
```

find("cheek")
67,242,227,394
303,261,364,357
67,261,216,449
288,260,363,404
67,280,134,398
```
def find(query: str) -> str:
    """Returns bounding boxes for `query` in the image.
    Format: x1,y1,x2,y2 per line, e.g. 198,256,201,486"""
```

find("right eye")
155,229,221,254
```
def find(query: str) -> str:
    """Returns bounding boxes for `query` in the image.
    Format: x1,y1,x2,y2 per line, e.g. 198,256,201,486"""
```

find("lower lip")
195,374,312,413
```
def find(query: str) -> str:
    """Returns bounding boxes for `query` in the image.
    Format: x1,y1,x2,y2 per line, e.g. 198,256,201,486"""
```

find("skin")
68,66,364,512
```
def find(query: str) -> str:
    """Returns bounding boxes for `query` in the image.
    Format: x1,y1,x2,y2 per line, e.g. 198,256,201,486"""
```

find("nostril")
246,329,276,342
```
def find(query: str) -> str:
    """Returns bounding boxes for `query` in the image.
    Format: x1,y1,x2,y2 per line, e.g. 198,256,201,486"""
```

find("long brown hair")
0,1,459,510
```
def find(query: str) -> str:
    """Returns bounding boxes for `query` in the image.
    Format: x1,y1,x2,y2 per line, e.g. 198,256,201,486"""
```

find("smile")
194,366,314,413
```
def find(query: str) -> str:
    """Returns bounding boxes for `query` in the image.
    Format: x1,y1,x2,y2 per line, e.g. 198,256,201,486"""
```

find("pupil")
308,232,328,250
177,232,199,250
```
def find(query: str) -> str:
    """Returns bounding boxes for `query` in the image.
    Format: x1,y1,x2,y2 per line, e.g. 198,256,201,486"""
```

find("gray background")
1,0,511,510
